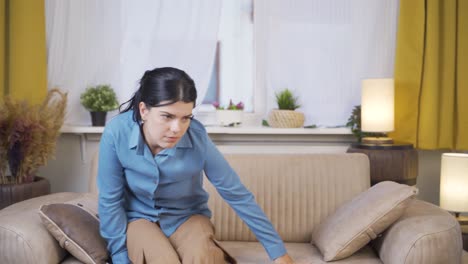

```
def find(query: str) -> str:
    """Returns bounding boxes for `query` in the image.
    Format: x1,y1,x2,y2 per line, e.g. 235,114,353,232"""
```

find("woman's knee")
178,237,226,264
127,219,181,264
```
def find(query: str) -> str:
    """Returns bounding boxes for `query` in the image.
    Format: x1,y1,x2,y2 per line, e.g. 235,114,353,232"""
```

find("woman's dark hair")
120,67,197,123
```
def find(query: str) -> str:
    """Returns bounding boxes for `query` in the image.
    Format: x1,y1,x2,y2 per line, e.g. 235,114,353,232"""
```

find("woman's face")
139,100,194,154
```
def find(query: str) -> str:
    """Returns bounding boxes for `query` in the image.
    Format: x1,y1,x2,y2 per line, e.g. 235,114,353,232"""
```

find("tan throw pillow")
311,181,418,261
38,194,108,264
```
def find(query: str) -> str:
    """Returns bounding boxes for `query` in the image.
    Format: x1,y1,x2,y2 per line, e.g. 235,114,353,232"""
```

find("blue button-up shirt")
97,111,286,263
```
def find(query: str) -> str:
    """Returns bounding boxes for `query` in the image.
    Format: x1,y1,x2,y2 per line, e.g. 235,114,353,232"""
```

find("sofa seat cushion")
218,241,382,264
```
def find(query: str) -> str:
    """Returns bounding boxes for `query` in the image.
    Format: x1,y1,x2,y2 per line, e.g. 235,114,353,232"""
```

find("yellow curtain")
1,0,5,97
0,0,47,103
392,0,468,150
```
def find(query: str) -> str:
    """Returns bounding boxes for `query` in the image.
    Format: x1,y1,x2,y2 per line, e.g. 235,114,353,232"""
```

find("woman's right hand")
274,253,295,264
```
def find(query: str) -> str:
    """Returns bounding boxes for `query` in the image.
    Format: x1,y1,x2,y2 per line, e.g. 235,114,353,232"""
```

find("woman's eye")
162,115,173,120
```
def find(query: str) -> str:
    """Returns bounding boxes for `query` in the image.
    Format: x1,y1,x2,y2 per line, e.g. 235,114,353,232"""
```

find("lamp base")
361,137,394,144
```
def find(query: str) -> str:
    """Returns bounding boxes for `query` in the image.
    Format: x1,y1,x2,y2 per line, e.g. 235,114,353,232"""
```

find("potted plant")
268,88,305,128
80,84,119,126
0,89,67,209
213,100,244,126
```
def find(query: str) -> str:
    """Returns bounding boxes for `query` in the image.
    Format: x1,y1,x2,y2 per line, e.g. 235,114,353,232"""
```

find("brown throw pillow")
311,181,418,261
38,194,108,264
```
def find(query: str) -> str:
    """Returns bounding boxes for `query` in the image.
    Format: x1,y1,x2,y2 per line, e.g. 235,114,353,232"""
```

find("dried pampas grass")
0,89,67,184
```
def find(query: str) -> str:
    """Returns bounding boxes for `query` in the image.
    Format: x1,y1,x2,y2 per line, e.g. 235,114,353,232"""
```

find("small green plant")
80,85,119,112
346,105,386,142
275,89,300,110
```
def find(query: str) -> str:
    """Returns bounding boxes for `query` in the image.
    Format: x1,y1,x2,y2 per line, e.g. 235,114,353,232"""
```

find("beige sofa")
0,153,463,263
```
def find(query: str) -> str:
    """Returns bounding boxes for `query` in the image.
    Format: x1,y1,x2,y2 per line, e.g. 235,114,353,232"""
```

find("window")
201,0,254,112
203,43,220,104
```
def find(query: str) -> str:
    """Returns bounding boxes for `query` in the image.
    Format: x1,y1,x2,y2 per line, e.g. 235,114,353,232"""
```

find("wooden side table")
462,226,468,251
347,142,418,186
458,216,468,251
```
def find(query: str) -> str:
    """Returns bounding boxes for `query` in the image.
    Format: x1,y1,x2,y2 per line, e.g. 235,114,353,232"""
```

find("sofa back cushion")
89,150,99,195
89,151,370,243
204,153,370,243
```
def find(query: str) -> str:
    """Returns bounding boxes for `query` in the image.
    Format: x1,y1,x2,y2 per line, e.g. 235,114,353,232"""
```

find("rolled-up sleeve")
97,129,130,264
203,135,287,260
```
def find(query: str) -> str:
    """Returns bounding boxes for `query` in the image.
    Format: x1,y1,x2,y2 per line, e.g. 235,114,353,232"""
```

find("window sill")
60,125,355,161
61,124,352,135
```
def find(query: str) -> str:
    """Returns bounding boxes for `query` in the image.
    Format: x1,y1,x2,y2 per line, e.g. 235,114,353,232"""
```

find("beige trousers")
127,215,235,264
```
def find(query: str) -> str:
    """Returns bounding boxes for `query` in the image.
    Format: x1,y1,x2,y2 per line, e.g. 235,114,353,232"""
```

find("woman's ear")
139,102,149,122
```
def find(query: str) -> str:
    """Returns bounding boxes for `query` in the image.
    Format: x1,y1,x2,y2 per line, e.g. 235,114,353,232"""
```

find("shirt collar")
128,123,141,150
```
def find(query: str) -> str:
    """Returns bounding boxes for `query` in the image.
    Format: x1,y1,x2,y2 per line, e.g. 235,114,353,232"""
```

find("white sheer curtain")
46,0,122,126
217,0,254,111
46,0,221,125
255,0,399,126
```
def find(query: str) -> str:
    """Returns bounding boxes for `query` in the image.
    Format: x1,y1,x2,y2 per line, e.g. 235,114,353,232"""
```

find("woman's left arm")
203,135,289,261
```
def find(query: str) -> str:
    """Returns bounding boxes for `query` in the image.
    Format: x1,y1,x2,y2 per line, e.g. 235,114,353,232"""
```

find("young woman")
97,67,294,264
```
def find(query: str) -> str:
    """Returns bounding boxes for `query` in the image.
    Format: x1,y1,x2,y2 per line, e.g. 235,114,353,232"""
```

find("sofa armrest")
371,199,463,264
0,192,86,264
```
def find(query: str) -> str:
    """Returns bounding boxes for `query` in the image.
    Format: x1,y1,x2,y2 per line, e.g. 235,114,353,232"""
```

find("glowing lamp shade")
361,78,394,133
440,153,468,213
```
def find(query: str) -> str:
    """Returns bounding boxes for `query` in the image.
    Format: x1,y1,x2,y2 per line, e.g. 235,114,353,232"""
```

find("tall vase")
90,111,107,126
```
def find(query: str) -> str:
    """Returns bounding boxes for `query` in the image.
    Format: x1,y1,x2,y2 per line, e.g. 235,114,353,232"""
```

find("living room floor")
464,250,468,263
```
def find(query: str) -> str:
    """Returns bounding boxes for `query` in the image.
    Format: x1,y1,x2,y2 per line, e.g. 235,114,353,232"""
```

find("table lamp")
361,78,394,144
440,153,468,219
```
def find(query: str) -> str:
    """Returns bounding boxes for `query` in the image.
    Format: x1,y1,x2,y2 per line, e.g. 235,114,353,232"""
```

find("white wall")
417,150,445,205
39,135,444,206
38,135,99,193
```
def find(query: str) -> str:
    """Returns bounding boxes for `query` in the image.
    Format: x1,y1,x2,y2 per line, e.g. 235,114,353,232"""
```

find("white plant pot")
216,110,243,126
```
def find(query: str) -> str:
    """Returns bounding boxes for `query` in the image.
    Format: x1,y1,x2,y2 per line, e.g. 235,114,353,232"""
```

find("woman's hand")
274,253,294,264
